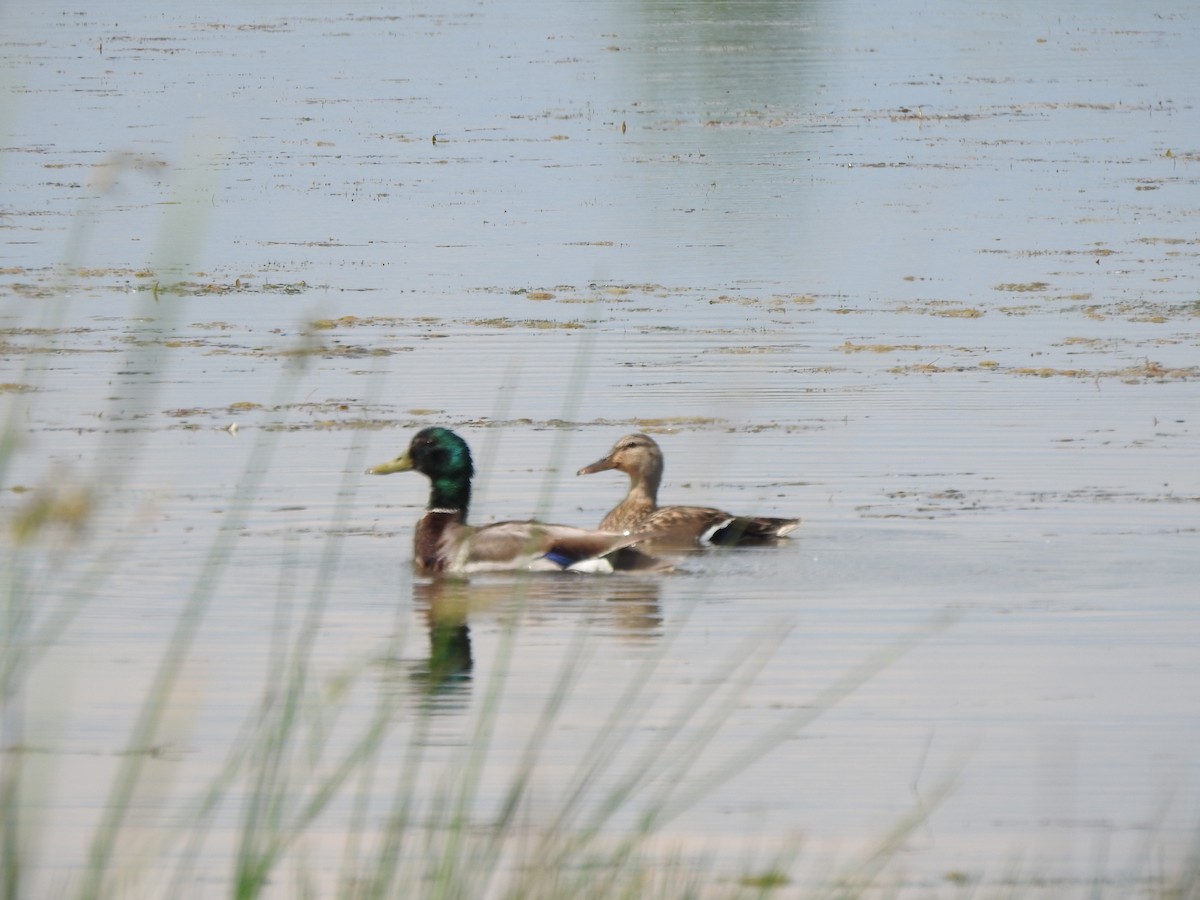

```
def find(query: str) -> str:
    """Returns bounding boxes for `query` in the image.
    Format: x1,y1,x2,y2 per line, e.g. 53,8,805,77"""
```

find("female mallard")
577,433,800,547
368,427,669,576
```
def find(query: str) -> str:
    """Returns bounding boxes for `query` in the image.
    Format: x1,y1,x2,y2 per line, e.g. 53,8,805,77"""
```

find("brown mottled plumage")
577,433,800,547
368,427,671,576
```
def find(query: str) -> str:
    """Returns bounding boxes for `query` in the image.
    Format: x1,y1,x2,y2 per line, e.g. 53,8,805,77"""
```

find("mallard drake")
368,427,670,576
577,433,800,547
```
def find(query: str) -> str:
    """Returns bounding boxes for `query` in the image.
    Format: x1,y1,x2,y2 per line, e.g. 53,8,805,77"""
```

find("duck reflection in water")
410,575,665,710
412,582,475,707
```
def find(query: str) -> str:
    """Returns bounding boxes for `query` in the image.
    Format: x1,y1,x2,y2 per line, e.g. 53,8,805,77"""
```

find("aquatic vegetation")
632,416,724,429
840,340,926,353
994,281,1050,292
467,317,586,330
930,306,984,318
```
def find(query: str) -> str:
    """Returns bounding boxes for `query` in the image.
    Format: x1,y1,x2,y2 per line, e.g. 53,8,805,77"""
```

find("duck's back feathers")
426,518,669,575
596,498,655,535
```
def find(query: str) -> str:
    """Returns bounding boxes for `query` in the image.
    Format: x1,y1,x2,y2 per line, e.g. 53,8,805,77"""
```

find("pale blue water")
2,0,1198,896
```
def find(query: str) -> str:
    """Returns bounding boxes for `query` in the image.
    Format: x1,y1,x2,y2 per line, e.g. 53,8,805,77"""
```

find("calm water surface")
2,0,1198,896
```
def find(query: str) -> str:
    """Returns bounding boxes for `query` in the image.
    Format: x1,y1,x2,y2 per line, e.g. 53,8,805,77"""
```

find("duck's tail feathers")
709,516,801,545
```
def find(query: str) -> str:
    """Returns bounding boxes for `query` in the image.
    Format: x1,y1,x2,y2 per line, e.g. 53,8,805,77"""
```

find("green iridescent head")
368,427,474,512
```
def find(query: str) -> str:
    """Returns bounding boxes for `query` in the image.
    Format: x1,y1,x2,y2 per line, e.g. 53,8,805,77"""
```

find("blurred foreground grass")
0,325,951,898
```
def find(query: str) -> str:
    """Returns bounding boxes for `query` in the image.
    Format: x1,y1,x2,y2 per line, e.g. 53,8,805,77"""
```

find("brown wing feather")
637,506,733,546
636,506,800,547
597,498,655,534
